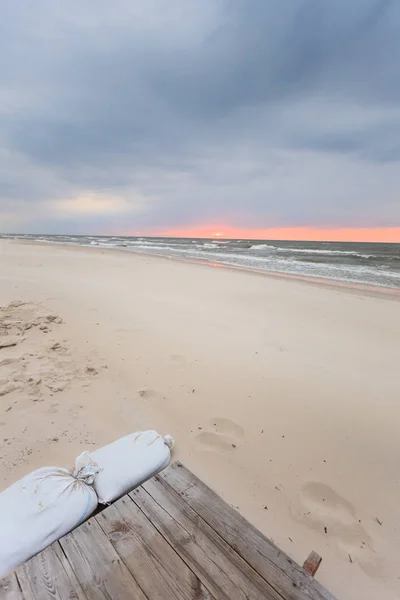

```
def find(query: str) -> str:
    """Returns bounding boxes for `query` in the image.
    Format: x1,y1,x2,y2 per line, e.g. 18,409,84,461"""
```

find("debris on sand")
0,337,21,349
85,366,98,375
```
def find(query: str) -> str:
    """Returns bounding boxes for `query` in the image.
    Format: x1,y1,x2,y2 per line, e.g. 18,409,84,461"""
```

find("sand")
0,238,399,599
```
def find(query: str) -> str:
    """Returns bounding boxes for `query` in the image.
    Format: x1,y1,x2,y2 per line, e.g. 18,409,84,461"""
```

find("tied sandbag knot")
73,451,102,485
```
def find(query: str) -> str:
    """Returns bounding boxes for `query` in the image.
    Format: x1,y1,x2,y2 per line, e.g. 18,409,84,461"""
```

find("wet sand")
0,239,399,599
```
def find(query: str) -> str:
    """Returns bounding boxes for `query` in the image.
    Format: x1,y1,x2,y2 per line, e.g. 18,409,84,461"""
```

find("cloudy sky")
1,0,400,239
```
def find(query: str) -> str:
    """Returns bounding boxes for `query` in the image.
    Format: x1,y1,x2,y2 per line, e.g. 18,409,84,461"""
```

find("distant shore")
1,239,400,600
2,233,399,290
10,237,400,300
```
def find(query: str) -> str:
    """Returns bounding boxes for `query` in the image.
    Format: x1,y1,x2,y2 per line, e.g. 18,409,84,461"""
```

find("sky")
1,0,400,241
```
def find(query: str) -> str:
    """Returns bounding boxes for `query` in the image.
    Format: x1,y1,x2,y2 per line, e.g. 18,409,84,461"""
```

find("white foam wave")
278,248,374,258
128,239,168,246
250,244,276,250
125,243,170,251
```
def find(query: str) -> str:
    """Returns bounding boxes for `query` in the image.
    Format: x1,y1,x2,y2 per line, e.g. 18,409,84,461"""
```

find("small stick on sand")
0,337,19,349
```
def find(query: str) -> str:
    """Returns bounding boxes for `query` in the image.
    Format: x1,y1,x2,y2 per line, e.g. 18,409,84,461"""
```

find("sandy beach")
0,239,399,599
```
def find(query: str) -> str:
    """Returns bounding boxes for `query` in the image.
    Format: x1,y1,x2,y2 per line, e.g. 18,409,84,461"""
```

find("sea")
1,234,400,290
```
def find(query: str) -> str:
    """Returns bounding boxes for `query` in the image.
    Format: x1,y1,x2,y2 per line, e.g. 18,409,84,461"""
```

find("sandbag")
0,455,99,577
87,430,173,504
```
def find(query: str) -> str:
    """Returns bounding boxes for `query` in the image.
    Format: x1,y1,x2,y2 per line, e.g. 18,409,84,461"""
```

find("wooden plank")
96,495,213,599
59,517,147,600
13,543,87,600
303,553,322,578
0,572,23,600
13,544,86,600
159,462,336,600
132,477,283,600
16,542,86,600
52,543,88,599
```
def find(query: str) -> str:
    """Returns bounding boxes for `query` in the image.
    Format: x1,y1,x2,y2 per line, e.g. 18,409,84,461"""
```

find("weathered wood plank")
0,572,23,600
13,544,88,600
96,495,213,599
52,543,88,599
59,517,147,600
132,477,283,600
159,462,336,600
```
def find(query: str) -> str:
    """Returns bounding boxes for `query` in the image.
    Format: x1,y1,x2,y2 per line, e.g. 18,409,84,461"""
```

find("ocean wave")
128,240,156,245
188,249,296,265
250,244,277,250
125,243,172,251
278,248,374,259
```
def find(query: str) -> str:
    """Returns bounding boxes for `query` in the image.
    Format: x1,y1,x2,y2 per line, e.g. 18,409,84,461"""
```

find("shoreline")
1,239,400,599
12,238,400,301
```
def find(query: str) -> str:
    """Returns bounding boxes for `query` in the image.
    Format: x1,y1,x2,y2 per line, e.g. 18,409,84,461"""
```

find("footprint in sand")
137,388,159,401
293,481,382,575
196,418,244,455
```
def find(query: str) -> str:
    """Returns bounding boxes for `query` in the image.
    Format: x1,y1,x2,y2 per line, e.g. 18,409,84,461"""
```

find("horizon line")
2,226,400,244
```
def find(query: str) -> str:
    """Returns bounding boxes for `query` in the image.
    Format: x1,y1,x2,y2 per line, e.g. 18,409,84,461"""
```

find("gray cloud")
0,0,399,234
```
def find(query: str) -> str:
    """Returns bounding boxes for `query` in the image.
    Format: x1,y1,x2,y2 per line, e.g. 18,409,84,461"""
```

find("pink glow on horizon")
129,225,400,243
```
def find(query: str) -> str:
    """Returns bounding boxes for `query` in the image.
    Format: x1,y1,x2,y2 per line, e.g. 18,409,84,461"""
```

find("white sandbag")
88,430,173,504
0,455,99,577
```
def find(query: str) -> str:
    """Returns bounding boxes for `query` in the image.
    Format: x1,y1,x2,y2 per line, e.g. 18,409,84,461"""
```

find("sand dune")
0,239,399,600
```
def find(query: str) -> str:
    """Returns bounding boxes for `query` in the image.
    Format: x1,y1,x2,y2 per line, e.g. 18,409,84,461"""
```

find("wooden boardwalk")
0,461,336,599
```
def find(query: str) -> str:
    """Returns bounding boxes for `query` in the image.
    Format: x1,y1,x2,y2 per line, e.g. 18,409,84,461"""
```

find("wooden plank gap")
52,542,89,599
14,541,89,600
59,516,148,600
146,475,281,598
95,495,213,599
0,571,24,600
159,462,336,600
134,475,284,599
129,485,231,599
